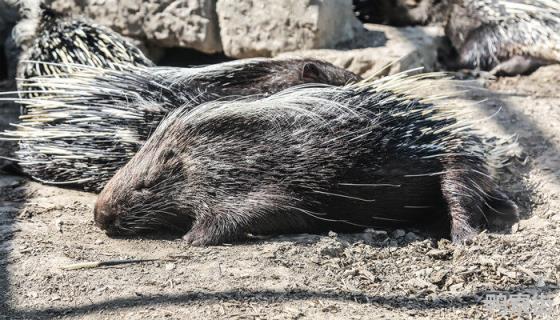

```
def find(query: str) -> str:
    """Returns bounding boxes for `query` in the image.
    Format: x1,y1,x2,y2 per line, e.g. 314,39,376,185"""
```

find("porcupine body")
445,0,560,75
93,74,519,245
7,58,360,191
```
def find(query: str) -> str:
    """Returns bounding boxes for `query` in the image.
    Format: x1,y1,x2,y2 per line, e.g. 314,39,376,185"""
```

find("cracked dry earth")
1,65,560,319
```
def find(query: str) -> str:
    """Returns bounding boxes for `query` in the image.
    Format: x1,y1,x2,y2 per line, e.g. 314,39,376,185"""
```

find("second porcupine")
6,58,360,191
444,0,560,75
94,74,519,245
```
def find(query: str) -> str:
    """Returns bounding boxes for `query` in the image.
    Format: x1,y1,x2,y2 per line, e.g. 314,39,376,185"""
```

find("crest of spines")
461,0,560,22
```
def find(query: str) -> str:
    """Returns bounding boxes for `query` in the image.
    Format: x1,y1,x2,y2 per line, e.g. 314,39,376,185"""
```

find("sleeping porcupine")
2,5,360,191
94,74,519,246
6,59,360,191
445,0,560,75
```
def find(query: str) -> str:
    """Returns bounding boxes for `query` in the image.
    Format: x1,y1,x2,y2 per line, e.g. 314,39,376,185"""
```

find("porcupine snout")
93,197,120,235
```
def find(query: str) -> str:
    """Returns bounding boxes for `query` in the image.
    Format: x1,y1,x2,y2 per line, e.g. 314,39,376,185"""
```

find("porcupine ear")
302,62,328,83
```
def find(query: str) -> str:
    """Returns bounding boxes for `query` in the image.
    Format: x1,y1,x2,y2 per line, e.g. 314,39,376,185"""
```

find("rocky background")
1,0,560,319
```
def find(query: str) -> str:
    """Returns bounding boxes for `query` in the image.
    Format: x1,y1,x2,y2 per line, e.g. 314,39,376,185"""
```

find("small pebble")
54,219,64,233
392,229,406,238
426,249,451,260
404,232,419,242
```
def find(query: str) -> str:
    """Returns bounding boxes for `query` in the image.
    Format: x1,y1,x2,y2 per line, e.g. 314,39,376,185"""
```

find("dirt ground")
1,65,560,319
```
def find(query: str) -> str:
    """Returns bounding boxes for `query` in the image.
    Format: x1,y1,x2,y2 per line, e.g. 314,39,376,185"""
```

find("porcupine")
4,58,361,191
93,73,519,246
444,0,560,75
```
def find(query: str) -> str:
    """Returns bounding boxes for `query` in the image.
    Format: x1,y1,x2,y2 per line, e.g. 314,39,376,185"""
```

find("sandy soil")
1,65,560,319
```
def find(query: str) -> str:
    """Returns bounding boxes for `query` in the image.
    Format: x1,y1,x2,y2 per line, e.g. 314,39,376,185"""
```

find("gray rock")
277,24,445,77
0,80,19,169
316,237,348,257
49,0,222,54
391,229,406,239
405,232,420,242
428,270,448,285
426,248,451,260
217,0,362,58
0,0,19,33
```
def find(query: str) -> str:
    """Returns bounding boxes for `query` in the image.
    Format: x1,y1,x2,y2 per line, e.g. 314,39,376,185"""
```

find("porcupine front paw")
182,218,245,246
182,228,217,246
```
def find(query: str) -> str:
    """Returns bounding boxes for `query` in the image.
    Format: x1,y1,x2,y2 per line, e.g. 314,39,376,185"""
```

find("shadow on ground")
6,285,557,319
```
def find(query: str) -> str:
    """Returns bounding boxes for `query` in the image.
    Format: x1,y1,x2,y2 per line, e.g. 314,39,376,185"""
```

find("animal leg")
440,159,490,243
490,56,551,76
183,214,246,246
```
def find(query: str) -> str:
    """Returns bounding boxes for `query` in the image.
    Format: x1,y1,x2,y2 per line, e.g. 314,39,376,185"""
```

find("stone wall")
216,0,362,58
48,0,223,54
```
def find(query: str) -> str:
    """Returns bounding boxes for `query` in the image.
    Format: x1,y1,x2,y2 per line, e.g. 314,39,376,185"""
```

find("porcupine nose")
93,200,116,233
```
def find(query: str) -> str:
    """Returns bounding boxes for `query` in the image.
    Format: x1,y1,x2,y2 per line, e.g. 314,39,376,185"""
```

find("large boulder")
216,0,363,58
277,24,446,77
48,0,222,54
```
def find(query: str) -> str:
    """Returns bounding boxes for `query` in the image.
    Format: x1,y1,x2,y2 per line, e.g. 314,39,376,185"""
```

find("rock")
405,277,436,291
49,0,222,54
54,218,64,233
0,0,19,51
0,80,19,169
364,228,388,238
0,1,19,25
448,282,463,292
429,270,448,285
426,249,451,260
404,232,420,242
0,176,22,189
478,257,497,268
391,229,406,239
497,266,517,279
217,0,362,58
277,24,445,77
316,237,348,257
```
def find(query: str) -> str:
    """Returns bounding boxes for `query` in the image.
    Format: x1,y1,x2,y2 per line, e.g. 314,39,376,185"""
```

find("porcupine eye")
133,179,150,193
133,149,178,192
